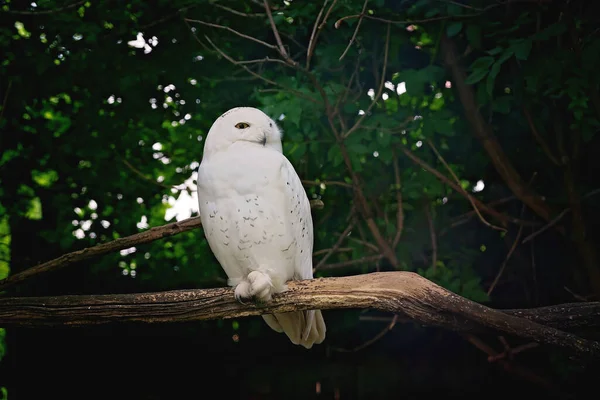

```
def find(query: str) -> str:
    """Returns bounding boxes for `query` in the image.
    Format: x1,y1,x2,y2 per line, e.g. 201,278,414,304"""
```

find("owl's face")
203,107,283,156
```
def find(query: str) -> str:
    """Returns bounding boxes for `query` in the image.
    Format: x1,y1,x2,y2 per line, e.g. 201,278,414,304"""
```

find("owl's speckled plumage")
196,107,326,349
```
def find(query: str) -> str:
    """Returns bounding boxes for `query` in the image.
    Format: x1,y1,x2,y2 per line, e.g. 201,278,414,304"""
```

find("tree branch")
488,224,524,296
1,272,598,356
424,203,438,271
0,80,12,124
333,314,399,352
184,18,277,50
426,139,506,232
202,35,320,105
314,214,356,272
263,0,292,63
213,4,265,17
398,145,536,227
338,0,368,61
343,23,390,139
391,149,404,247
1,0,85,15
523,106,561,166
440,35,553,222
463,334,559,392
306,0,339,69
0,200,324,292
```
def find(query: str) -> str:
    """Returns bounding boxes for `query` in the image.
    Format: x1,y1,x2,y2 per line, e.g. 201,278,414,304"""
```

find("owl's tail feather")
262,310,326,349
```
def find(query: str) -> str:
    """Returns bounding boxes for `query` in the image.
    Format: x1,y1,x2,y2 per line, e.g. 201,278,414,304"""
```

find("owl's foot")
234,281,252,304
247,270,274,302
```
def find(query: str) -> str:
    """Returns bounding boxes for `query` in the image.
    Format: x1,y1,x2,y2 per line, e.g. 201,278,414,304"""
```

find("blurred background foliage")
1,0,599,398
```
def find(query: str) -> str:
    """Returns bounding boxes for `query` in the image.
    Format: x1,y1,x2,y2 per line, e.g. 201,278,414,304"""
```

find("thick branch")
0,200,324,292
1,272,598,356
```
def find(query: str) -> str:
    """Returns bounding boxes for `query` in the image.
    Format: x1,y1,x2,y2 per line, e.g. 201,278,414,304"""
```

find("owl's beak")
260,134,267,146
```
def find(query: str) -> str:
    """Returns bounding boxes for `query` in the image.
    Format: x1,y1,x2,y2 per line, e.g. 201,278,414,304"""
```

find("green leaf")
497,48,514,65
513,39,532,60
465,68,488,85
25,197,43,220
465,25,482,49
290,142,307,158
432,117,454,135
376,131,391,147
32,169,59,187
348,143,369,154
402,69,426,96
446,22,463,37
465,56,494,84
486,61,502,96
492,96,512,114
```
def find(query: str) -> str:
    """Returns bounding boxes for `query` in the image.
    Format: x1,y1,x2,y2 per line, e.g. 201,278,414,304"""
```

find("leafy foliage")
1,0,600,396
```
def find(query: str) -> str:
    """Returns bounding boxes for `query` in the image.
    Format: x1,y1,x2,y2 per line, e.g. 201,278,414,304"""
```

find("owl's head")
203,107,283,156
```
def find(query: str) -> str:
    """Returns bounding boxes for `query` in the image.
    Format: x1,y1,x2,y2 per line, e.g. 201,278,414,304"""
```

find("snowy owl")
196,107,326,349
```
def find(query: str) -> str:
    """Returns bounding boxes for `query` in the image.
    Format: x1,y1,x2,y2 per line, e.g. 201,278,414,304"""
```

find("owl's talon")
234,281,252,304
248,270,274,302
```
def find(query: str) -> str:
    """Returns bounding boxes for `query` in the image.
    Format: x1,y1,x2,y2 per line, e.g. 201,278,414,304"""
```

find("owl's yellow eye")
235,122,250,129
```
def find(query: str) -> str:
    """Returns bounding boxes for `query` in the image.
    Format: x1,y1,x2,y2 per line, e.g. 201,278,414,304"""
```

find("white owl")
196,107,326,349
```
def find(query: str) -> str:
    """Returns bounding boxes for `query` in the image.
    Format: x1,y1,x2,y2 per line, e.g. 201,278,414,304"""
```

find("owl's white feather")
196,107,326,348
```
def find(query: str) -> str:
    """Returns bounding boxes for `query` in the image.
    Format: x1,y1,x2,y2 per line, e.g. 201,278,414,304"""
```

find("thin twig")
236,57,290,65
435,0,482,10
306,0,328,69
463,334,558,391
306,0,340,69
424,203,437,272
487,341,540,362
138,5,196,30
522,209,569,243
359,315,412,323
564,286,590,302
335,13,464,26
121,159,179,190
0,80,12,124
185,18,277,49
338,0,369,61
336,53,362,112
427,139,507,232
333,0,547,27
488,224,525,296
399,145,535,227
522,188,600,243
314,216,356,272
313,247,353,257
523,107,560,166
214,4,265,17
263,0,291,62
182,18,212,51
343,23,390,139
332,314,399,352
342,235,380,252
305,0,340,69
203,35,320,105
1,0,85,15
443,196,517,233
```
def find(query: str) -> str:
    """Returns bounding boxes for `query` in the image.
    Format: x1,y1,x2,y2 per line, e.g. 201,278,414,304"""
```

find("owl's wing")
279,157,314,280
